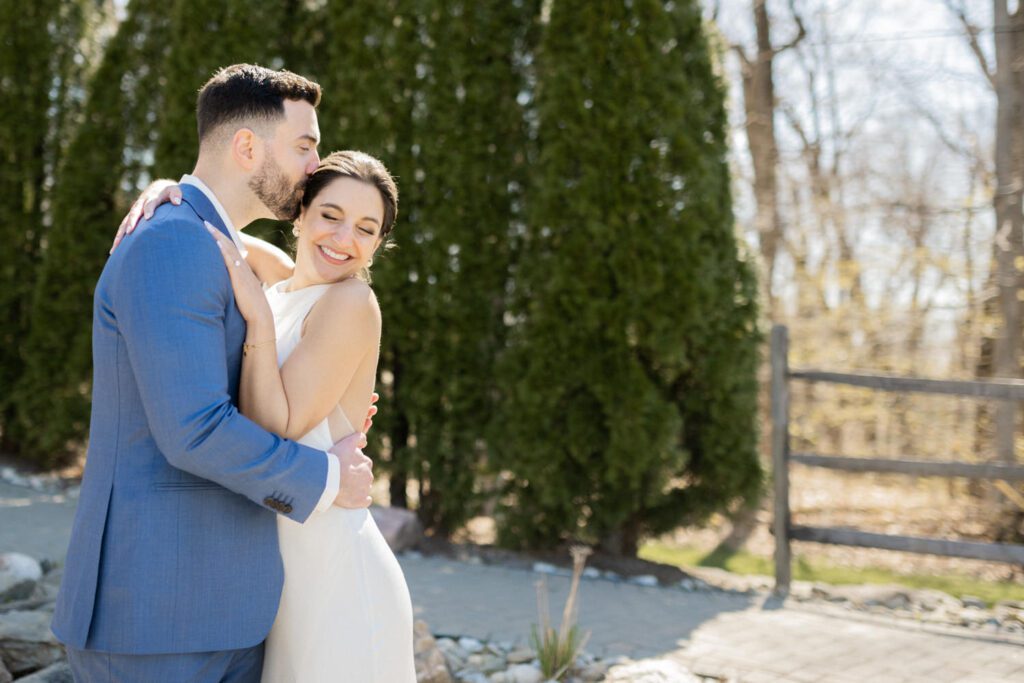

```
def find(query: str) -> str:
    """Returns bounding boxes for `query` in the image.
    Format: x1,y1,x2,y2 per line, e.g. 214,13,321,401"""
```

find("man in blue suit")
52,64,374,681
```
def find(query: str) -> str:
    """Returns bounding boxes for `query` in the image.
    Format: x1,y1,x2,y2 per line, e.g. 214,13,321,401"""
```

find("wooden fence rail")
771,324,1024,594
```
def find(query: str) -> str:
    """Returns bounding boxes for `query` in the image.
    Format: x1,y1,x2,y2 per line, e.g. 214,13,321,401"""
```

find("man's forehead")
282,99,320,140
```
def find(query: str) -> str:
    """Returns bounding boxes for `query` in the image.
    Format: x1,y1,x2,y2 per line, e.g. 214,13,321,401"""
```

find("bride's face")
293,176,385,284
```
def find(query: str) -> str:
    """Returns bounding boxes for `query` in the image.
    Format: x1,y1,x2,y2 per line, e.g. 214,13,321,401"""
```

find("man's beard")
249,150,305,221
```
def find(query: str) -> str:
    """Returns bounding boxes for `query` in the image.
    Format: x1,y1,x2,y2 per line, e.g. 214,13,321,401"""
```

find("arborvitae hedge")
13,0,172,463
7,0,762,557
0,0,95,452
492,0,762,555
382,0,533,533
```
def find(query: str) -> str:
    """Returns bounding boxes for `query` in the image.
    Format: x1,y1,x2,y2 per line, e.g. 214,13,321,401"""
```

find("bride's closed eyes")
319,207,379,236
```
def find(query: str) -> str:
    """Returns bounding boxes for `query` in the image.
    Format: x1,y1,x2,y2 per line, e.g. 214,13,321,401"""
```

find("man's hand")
330,431,373,509
363,392,379,433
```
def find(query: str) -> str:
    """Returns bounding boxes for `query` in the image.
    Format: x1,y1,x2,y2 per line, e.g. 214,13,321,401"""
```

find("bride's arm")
206,224,380,439
239,233,295,285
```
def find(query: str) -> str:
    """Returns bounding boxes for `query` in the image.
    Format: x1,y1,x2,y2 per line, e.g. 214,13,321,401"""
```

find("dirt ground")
441,466,1024,584
663,465,1024,584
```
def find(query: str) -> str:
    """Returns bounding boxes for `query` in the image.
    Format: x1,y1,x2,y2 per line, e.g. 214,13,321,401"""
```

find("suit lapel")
179,183,233,242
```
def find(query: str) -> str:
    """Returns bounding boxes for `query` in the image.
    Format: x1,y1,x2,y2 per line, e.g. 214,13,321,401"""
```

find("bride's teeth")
321,245,350,261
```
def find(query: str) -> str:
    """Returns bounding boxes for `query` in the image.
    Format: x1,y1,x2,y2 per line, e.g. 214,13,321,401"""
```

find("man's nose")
307,150,320,174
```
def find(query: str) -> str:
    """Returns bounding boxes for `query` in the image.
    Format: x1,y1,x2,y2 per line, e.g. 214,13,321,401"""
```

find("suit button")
281,504,293,514
263,497,278,510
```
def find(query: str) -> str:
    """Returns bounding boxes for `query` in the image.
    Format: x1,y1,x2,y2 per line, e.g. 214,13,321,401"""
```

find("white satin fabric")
260,278,416,683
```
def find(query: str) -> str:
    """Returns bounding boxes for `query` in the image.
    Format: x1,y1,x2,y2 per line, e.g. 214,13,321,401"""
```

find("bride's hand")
363,393,379,433
110,180,182,253
205,221,274,329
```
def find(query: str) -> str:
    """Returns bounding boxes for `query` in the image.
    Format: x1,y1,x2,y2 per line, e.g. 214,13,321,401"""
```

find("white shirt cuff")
315,451,340,513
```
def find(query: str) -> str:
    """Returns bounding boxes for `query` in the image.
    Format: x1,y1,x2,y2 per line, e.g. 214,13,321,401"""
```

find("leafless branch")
773,0,807,55
943,0,996,90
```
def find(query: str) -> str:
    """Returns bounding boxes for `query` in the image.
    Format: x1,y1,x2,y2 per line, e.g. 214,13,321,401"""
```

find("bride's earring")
292,225,300,237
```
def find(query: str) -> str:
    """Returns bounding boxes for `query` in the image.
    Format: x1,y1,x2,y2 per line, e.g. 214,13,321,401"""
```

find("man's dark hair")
196,64,321,144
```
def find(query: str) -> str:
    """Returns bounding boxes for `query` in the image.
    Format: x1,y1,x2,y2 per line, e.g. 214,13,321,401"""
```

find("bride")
124,150,416,682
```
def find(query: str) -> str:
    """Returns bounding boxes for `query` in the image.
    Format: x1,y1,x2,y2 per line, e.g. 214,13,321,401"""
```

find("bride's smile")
292,175,385,288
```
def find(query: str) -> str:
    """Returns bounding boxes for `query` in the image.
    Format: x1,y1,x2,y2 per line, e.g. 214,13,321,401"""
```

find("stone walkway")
3,479,1023,682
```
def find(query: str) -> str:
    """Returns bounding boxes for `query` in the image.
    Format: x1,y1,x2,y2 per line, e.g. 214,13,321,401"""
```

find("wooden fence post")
772,324,791,594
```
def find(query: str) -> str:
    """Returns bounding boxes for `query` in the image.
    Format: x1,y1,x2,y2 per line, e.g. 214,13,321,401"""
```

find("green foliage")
530,622,586,681
0,0,101,453
153,0,292,178
13,0,172,463
640,540,1024,607
493,0,762,554
309,0,534,534
384,0,534,533
6,0,762,555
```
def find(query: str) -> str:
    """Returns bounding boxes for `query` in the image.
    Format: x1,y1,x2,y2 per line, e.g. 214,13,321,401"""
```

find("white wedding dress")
260,279,416,683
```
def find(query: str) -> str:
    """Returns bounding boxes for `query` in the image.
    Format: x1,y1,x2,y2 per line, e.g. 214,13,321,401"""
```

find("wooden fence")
771,324,1024,594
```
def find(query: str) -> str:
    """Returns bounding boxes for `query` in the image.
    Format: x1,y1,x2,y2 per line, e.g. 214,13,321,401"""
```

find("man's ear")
231,128,260,172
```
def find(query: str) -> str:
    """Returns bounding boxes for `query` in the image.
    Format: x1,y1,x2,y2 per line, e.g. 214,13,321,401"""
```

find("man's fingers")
370,392,380,405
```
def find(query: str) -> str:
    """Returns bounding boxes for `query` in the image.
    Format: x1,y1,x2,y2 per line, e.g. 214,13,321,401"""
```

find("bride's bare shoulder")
306,278,381,339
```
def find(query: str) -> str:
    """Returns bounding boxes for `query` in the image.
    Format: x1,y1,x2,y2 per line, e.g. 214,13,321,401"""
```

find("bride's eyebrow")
319,202,380,225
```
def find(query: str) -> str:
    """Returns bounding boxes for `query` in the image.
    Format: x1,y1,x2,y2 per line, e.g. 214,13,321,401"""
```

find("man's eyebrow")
320,203,380,225
296,133,320,144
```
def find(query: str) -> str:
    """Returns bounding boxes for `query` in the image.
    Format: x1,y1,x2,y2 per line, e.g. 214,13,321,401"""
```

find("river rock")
369,505,424,552
960,595,986,609
494,664,544,683
506,647,535,664
413,620,452,683
11,661,72,682
0,555,42,604
0,610,63,674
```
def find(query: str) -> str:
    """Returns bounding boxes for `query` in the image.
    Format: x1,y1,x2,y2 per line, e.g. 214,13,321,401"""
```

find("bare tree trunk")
991,0,1024,466
733,0,804,318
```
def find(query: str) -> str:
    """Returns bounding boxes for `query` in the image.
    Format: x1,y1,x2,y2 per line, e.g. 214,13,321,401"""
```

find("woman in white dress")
150,150,416,682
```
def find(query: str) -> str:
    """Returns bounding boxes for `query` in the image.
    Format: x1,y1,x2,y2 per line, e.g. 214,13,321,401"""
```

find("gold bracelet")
242,339,276,357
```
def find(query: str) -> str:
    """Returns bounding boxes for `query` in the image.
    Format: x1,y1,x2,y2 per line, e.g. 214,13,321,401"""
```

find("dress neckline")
270,277,332,295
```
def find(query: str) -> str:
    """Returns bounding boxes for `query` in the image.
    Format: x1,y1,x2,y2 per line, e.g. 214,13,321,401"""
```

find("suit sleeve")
116,220,328,523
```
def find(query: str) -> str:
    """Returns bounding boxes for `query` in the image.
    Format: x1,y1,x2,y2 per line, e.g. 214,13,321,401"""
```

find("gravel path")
3,478,1022,682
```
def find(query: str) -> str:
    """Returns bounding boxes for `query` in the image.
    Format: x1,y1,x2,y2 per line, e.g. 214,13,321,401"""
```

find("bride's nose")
330,222,355,246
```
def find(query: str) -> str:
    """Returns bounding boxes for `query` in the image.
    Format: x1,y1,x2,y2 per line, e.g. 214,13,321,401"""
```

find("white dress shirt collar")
179,174,248,257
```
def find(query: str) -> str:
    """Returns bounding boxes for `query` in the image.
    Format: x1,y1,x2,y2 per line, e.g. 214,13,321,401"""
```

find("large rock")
11,661,72,683
0,610,62,675
0,555,41,604
370,505,424,552
413,619,452,683
604,659,700,683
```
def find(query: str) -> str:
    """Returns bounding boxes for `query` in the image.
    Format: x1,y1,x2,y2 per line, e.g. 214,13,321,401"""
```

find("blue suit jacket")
52,185,329,654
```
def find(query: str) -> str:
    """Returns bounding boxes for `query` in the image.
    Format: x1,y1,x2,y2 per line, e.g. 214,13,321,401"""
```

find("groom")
52,64,373,681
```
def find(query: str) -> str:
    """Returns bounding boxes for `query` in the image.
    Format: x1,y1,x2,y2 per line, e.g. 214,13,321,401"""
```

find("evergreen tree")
311,0,431,518
403,0,535,533
0,0,99,453
153,0,293,179
14,0,173,463
494,0,762,555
